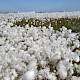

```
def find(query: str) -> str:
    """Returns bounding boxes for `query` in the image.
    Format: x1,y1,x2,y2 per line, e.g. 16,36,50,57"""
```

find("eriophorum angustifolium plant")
0,12,80,80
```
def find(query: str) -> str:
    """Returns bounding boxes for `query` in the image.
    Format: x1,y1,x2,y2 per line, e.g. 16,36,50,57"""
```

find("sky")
0,0,80,12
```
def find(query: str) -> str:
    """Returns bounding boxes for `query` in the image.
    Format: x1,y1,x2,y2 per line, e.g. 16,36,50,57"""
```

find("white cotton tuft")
4,76,10,80
57,61,67,79
22,70,36,80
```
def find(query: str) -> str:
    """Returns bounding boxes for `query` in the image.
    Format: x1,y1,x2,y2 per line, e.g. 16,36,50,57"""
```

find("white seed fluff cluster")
0,12,80,80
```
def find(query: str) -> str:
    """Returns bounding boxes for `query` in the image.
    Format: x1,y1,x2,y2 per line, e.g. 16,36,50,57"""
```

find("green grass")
13,17,80,33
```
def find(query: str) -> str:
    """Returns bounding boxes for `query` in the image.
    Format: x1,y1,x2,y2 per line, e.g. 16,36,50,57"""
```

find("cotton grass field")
0,12,80,80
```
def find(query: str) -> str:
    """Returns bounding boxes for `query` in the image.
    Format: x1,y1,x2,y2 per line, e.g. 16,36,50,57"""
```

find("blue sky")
0,0,80,12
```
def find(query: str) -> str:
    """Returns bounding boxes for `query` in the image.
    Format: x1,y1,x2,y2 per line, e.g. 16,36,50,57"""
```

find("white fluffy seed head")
23,70,35,80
